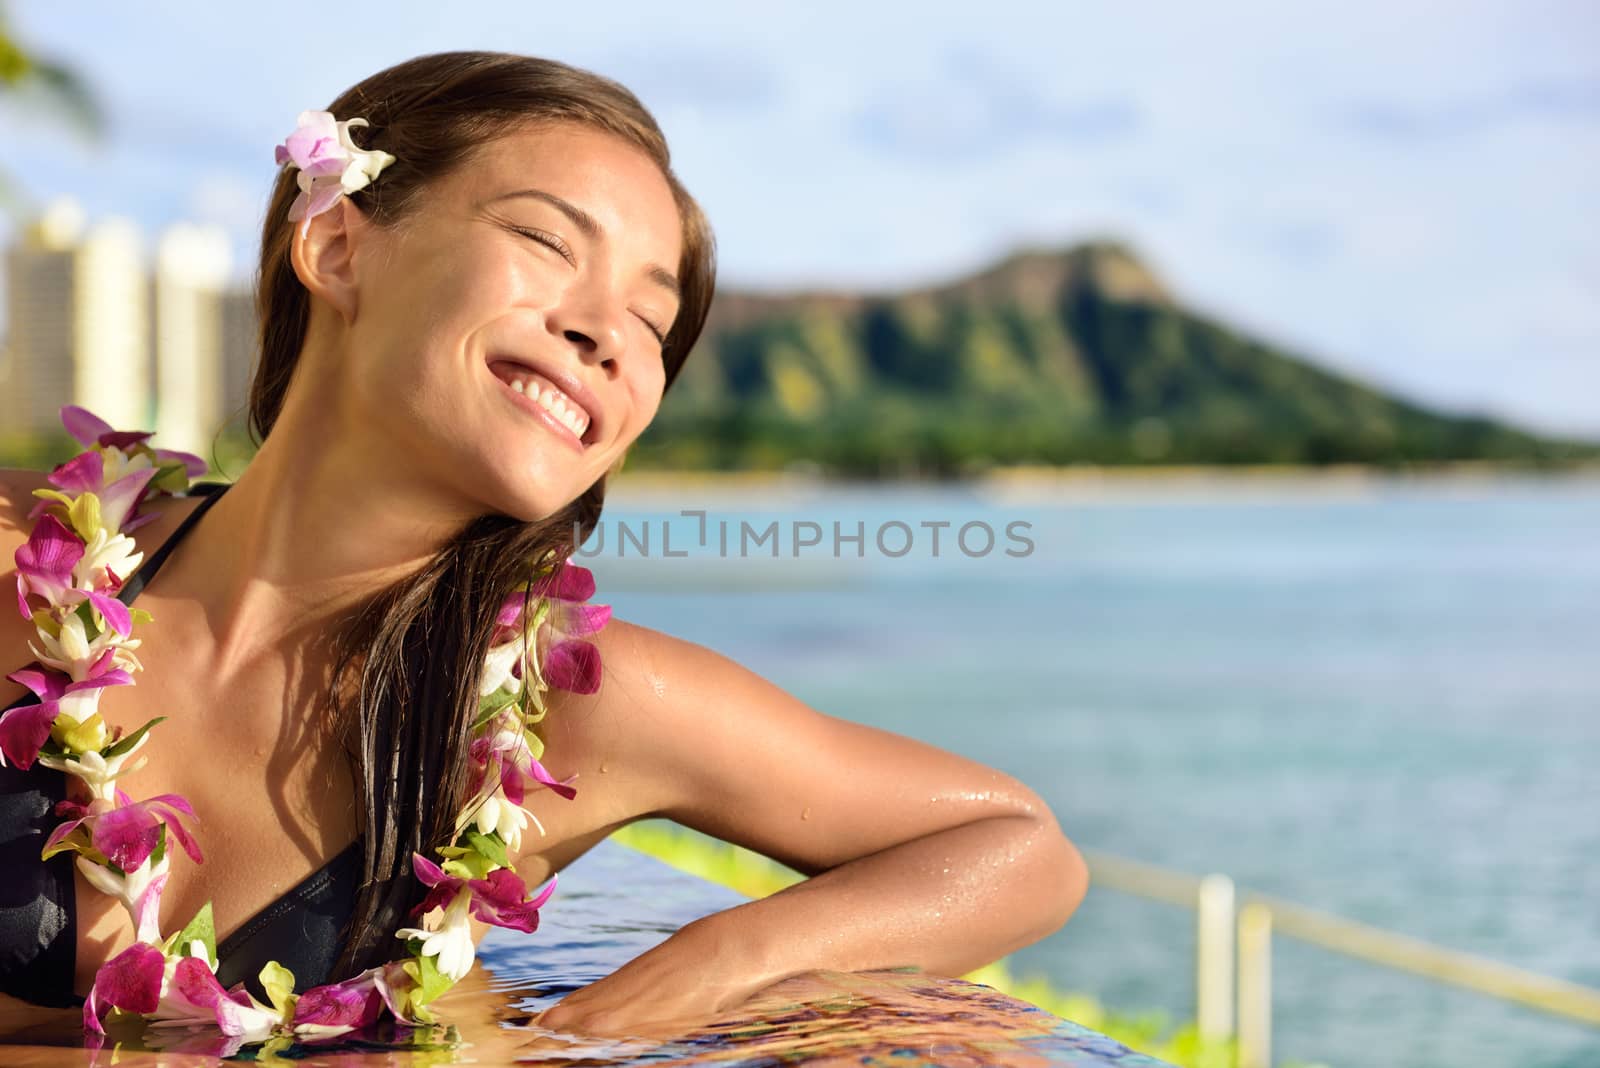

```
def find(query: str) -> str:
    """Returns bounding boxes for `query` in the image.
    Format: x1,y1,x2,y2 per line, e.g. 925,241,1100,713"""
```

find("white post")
1238,901,1273,1068
1197,873,1235,1044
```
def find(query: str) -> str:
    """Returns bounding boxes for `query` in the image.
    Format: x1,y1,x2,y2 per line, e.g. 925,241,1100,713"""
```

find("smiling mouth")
488,359,597,447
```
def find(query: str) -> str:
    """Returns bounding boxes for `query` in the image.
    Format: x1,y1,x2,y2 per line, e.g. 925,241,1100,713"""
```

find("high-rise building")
153,222,231,458
1,197,151,438
219,287,258,433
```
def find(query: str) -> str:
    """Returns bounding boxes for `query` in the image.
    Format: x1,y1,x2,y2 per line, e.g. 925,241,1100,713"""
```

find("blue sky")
1,0,1595,436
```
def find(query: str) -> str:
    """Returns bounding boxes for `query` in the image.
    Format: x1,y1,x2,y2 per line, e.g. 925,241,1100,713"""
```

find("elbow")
1055,833,1090,928
1036,831,1088,940
1038,816,1090,938
1013,809,1091,941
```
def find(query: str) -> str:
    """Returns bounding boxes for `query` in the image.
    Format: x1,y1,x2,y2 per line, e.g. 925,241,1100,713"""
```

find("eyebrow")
490,187,682,303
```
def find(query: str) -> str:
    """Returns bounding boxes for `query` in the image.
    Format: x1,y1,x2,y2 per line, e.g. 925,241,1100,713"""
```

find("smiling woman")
0,49,1088,1049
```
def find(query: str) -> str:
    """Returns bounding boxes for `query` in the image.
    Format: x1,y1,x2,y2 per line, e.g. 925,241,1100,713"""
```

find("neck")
164,362,478,683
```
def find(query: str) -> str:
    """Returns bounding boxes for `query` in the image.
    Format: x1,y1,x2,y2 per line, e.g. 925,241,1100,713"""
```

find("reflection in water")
2,840,1173,1066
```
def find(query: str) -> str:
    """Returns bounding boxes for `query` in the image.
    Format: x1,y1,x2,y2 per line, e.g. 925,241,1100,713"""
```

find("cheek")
622,367,667,439
357,246,520,399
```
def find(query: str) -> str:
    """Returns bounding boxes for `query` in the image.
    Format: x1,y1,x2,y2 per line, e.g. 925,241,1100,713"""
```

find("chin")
486,459,593,525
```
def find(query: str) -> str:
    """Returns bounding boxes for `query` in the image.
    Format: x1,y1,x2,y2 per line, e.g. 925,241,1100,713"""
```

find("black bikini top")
0,480,362,1008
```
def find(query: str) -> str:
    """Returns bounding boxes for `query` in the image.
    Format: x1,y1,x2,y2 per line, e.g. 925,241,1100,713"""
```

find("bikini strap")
115,481,232,607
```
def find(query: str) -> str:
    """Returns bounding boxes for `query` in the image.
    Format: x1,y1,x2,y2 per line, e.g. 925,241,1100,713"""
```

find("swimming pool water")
2,838,1176,1066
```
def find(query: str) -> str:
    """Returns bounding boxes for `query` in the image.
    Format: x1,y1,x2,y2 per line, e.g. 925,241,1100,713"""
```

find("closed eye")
638,315,668,346
514,225,668,347
513,226,575,266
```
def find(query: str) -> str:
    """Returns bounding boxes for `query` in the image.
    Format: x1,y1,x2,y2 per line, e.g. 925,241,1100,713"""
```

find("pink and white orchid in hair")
274,109,397,238
5,405,600,1048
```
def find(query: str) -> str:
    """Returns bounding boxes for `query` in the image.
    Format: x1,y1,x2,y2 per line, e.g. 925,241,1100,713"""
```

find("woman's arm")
528,618,1089,1038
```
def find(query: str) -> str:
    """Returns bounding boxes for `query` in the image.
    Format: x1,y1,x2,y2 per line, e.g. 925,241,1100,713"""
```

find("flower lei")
1,405,608,1047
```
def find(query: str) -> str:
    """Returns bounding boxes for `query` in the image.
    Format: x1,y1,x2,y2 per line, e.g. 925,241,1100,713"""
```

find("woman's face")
336,121,684,522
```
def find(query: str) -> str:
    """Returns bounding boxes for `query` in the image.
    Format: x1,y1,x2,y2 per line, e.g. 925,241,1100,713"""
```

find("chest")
63,597,360,991
46,595,627,995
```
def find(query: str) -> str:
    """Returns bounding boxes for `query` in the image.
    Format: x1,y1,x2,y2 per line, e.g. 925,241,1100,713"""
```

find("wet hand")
526,919,769,1041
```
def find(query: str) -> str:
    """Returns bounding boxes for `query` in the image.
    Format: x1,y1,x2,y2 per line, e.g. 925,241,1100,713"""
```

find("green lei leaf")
40,824,103,864
465,830,509,870
259,960,298,1019
405,951,454,1014
473,685,518,729
522,726,545,763
103,716,167,758
438,853,493,881
523,679,549,725
255,1035,297,1062
151,462,190,495
166,901,218,964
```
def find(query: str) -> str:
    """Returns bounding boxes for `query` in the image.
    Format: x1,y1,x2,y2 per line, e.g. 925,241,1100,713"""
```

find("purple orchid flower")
38,458,161,537
533,562,610,694
13,511,134,639
45,789,203,873
161,957,284,1037
0,700,56,772
82,942,166,1033
468,724,577,806
0,653,132,769
61,405,146,450
274,110,348,177
371,959,421,1023
15,513,84,612
274,111,396,239
492,562,611,695
58,405,206,478
410,853,557,934
292,968,386,1032
44,449,104,495
41,406,205,539
58,404,204,470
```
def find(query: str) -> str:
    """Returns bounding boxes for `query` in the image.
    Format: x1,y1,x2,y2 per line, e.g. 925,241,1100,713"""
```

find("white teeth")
505,371,589,437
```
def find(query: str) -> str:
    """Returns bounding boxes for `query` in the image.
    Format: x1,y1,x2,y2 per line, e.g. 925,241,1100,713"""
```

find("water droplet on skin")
801,806,811,820
598,761,609,773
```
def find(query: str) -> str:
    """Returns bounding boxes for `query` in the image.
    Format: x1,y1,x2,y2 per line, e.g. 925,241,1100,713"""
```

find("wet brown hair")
247,50,716,978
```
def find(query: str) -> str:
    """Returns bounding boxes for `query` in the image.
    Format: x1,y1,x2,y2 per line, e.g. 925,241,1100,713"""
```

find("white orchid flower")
78,852,170,943
394,888,477,982
28,614,141,681
39,737,151,802
75,526,145,594
96,444,155,488
478,633,528,698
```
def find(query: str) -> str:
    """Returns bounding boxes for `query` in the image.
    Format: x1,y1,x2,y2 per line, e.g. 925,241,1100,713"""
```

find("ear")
288,195,365,325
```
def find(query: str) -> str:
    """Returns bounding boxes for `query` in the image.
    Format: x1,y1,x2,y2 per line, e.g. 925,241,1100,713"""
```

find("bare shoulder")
540,614,1061,880
0,467,52,543
0,468,56,703
532,616,706,819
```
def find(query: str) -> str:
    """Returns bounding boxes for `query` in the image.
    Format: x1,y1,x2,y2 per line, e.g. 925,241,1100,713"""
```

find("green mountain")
635,239,1598,474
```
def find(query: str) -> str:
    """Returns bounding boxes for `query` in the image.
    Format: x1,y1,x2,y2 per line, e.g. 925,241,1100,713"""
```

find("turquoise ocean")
585,472,1600,1068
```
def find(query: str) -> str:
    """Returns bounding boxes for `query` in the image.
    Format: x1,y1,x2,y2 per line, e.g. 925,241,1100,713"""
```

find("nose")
547,283,627,374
